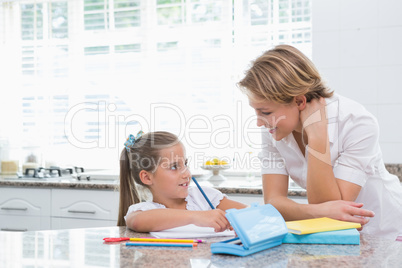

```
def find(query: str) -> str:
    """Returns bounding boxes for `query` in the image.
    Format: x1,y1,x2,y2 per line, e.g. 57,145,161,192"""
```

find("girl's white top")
259,93,402,240
124,186,226,221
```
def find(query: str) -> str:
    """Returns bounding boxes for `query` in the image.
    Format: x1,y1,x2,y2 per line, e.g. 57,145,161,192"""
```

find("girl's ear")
139,170,153,186
295,95,307,110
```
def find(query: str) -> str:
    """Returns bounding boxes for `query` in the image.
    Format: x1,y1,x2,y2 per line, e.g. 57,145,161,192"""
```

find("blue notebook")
282,228,360,245
211,203,288,257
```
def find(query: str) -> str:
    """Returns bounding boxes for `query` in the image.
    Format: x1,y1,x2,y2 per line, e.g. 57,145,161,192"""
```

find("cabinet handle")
67,210,96,214
1,207,28,211
1,228,28,232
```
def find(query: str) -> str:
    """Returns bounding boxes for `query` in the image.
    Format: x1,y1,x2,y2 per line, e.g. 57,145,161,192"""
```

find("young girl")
117,131,247,232
238,45,402,240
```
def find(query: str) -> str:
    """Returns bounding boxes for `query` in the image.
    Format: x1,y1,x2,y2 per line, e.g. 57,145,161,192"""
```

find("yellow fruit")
205,160,212,165
212,158,219,165
219,160,228,165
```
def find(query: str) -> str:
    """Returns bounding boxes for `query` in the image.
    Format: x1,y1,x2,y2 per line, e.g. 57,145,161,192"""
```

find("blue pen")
192,177,215,209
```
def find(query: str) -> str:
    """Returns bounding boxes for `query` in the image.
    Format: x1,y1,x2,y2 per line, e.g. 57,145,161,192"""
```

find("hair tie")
124,130,144,152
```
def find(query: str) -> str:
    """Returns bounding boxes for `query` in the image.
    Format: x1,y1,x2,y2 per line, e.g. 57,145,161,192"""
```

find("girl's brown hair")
117,131,179,226
238,45,333,103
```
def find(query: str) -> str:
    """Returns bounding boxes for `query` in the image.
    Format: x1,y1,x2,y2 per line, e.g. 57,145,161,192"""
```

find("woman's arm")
263,174,314,220
126,208,231,233
263,174,374,224
301,98,343,203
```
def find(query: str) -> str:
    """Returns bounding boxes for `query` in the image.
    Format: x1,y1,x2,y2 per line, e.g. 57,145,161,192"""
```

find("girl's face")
148,143,191,206
249,97,302,141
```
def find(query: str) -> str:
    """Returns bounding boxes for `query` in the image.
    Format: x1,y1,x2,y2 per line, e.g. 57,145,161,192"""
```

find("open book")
150,224,235,239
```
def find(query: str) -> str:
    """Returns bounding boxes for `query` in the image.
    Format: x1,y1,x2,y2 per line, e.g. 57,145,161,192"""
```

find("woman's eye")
262,112,272,116
171,165,178,170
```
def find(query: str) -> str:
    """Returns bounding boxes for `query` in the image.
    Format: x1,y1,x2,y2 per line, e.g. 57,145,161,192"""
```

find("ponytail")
117,149,140,226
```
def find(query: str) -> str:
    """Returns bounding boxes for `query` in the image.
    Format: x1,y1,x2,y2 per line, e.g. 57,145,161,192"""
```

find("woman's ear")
295,95,307,110
139,170,153,186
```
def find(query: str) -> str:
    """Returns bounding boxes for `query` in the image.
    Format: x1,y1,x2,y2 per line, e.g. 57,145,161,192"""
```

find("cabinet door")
0,188,51,217
51,217,116,230
0,215,51,231
52,189,119,221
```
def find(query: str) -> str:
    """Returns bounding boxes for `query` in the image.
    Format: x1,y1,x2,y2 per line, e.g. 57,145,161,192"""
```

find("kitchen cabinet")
51,189,119,230
0,188,51,231
0,187,118,231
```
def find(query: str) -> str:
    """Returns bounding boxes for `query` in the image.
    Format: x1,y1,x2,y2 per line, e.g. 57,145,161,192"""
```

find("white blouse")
124,186,227,222
259,93,402,240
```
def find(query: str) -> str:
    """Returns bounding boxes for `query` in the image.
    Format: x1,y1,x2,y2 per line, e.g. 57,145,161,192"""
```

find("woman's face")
248,97,302,141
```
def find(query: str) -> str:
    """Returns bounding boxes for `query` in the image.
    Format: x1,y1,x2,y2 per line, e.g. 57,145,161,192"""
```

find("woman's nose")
256,115,269,127
256,118,264,127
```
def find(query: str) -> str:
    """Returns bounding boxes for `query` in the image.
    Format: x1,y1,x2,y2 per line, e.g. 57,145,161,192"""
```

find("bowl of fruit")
201,158,230,181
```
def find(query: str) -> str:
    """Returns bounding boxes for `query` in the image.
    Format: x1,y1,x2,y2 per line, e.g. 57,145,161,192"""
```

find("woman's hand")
192,209,231,232
315,200,375,228
300,97,328,139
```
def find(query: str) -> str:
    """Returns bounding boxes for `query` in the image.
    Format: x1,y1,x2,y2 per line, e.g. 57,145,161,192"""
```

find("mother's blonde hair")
238,45,333,103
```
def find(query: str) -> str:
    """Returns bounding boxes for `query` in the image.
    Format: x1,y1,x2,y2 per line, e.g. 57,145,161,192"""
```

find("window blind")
0,0,311,171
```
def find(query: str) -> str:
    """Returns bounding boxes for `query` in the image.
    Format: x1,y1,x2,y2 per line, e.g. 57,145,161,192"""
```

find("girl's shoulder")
127,201,166,213
124,201,166,220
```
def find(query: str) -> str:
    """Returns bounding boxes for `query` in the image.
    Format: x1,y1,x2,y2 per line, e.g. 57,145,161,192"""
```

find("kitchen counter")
1,226,401,267
1,163,401,197
0,175,306,197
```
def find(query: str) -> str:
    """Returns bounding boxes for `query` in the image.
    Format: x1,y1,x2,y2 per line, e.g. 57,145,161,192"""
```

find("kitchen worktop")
1,163,401,197
0,174,306,197
1,226,401,267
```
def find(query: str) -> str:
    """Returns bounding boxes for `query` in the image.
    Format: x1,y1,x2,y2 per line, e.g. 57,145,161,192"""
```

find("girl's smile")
178,178,190,187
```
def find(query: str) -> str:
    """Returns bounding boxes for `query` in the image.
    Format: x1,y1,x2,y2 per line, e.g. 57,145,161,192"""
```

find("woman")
238,44,402,240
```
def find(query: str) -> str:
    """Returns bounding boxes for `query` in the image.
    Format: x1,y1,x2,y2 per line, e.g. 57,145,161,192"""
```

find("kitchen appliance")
15,166,90,180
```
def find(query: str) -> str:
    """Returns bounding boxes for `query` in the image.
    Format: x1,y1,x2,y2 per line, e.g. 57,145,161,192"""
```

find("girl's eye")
261,112,272,116
171,165,178,170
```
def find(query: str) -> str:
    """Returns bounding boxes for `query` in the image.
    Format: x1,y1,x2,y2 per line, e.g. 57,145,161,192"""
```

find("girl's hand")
300,97,327,139
192,209,231,232
315,200,375,227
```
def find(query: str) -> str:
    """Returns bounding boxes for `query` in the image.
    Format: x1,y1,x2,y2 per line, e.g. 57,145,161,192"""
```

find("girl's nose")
182,166,191,177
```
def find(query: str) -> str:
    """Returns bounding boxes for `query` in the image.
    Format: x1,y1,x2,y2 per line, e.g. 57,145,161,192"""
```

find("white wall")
312,0,402,163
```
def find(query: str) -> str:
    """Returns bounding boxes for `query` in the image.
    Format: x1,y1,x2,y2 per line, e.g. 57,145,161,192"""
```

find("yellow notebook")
286,217,361,235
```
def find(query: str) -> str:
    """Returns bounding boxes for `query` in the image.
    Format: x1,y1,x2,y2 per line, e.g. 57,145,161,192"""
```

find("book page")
150,224,235,239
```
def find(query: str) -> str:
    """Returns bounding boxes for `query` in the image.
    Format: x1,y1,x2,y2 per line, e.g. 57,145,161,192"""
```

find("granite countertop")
1,226,401,267
1,163,401,197
0,175,306,197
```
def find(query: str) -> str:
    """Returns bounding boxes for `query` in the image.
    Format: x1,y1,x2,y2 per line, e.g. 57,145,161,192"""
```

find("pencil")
137,238,205,243
192,177,215,209
126,242,196,247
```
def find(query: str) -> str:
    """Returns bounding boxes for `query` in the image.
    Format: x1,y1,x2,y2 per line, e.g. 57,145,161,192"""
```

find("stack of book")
282,217,361,245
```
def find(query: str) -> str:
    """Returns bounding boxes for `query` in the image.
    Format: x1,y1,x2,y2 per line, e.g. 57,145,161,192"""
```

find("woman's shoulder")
328,93,378,125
